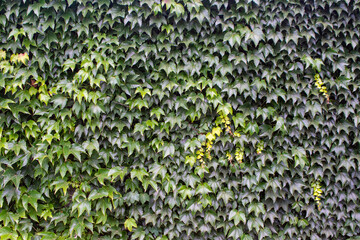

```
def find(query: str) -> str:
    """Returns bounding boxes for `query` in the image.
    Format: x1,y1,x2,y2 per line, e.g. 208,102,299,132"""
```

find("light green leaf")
229,209,246,225
130,168,149,183
124,218,137,232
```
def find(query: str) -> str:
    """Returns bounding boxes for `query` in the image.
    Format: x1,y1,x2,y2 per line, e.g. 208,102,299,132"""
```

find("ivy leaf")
229,209,246,225
217,190,234,204
70,144,85,162
17,53,29,65
248,202,266,217
0,227,18,240
313,58,324,72
51,95,68,109
195,183,213,195
228,226,243,240
273,116,287,133
292,147,308,169
241,234,253,240
171,2,185,17
88,188,108,201
244,122,259,136
224,32,241,47
125,140,140,156
131,168,149,183
142,178,158,191
108,167,128,182
233,113,247,129
36,232,58,240
298,219,309,229
217,103,233,115
127,98,149,111
206,132,216,142
162,143,175,158
212,127,222,137
69,219,83,238
0,98,14,110
8,28,26,41
185,155,197,167
95,169,110,185
0,50,5,60
74,200,91,217
178,185,193,200
135,87,151,98
133,123,148,136
184,138,201,153
124,218,137,232
251,78,266,91
63,59,77,71
245,28,264,46
151,108,165,120
39,31,58,49
149,163,167,180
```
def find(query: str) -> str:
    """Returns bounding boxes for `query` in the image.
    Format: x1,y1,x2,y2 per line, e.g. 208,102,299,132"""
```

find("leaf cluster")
0,0,359,239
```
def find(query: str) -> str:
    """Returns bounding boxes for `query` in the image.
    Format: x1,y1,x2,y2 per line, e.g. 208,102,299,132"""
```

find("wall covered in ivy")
0,0,360,239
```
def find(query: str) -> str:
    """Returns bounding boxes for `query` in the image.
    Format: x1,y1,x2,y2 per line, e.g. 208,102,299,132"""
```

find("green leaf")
51,95,68,109
313,58,324,72
178,185,193,200
127,98,149,111
36,232,58,240
244,122,259,136
248,202,266,217
88,188,108,201
63,59,77,71
40,31,58,49
217,103,233,115
142,178,158,191
0,98,14,110
70,218,83,238
245,28,264,46
151,107,165,120
95,169,110,185
273,116,287,133
133,123,148,136
8,28,26,41
51,179,70,196
130,168,149,183
124,218,137,232
217,190,234,204
185,155,197,167
224,32,241,47
233,113,247,129
70,144,85,162
242,234,253,240
229,209,246,225
108,167,128,182
298,219,309,229
135,87,151,98
171,2,185,17
149,163,167,180
162,143,175,158
0,227,18,240
195,183,212,195
74,200,91,217
228,226,243,240
292,147,308,169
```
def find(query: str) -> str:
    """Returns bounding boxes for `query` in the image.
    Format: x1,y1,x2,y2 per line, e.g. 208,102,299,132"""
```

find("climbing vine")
0,1,358,239
311,180,323,210
314,73,330,103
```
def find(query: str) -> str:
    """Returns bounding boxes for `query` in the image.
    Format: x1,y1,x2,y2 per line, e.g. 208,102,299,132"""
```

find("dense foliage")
1,0,360,239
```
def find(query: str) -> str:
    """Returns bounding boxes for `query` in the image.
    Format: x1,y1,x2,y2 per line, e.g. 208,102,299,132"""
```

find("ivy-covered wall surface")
1,0,360,239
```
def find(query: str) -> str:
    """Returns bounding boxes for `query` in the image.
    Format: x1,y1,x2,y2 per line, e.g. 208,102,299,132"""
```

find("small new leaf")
124,218,137,232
